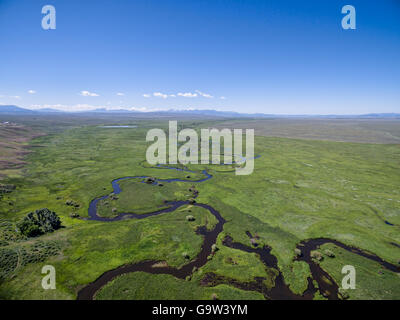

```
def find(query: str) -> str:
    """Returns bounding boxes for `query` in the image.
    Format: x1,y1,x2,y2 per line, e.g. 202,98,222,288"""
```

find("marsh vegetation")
0,115,399,299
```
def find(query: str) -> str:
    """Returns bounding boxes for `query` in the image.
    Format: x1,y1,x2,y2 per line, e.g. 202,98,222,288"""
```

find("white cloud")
195,90,213,98
28,90,36,94
177,92,198,98
80,90,99,97
116,92,125,96
148,92,177,98
10,95,21,99
143,90,216,99
153,92,169,99
220,96,226,100
28,104,163,113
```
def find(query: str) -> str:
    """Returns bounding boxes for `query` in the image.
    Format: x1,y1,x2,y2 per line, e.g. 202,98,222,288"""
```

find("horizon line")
1,104,400,117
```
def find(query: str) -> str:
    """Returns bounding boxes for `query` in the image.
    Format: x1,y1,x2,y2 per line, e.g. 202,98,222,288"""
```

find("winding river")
78,162,400,300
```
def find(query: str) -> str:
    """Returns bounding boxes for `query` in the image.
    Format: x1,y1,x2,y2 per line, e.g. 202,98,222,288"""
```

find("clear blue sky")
0,0,399,114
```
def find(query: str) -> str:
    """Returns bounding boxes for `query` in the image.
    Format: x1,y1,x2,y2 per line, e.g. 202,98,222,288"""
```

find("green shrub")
0,184,15,200
65,199,80,207
182,252,189,259
310,250,323,261
338,288,349,300
0,248,18,282
0,240,62,282
324,249,335,258
17,208,62,237
0,240,8,247
17,219,42,237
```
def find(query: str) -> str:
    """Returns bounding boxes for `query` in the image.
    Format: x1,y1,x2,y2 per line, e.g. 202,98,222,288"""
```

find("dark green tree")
17,208,61,237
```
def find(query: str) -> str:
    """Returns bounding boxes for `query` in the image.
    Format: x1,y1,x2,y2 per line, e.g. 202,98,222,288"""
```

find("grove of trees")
17,208,62,237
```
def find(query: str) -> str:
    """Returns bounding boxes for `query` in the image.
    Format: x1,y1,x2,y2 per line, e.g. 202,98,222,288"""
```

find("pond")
99,125,137,128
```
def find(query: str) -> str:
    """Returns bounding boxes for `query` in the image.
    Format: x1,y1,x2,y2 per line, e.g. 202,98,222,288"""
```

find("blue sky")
0,0,399,114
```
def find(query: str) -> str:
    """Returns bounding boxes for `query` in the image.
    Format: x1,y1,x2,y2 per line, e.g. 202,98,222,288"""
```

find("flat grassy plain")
0,115,399,299
211,118,400,144
0,123,43,179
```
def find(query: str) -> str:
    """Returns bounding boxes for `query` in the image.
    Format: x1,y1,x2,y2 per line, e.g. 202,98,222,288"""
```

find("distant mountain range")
0,105,38,114
0,105,399,119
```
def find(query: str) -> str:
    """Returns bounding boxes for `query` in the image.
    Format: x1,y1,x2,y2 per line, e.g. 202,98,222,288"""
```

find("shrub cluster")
17,208,62,237
65,199,80,207
310,250,323,261
0,248,18,282
0,240,61,282
0,184,15,200
20,240,61,264
0,184,15,194
0,220,25,242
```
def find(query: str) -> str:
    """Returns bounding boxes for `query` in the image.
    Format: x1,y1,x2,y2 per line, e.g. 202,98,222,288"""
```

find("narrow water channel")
78,163,399,300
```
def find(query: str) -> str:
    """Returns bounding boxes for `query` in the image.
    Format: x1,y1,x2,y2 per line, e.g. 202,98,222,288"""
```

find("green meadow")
318,243,400,300
0,118,399,299
96,179,195,218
